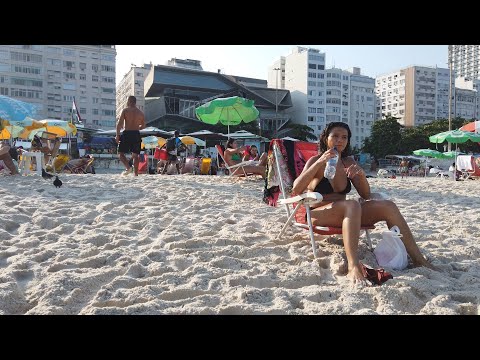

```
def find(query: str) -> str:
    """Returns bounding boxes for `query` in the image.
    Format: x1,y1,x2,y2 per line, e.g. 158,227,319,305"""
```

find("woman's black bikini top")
314,176,352,195
314,157,352,195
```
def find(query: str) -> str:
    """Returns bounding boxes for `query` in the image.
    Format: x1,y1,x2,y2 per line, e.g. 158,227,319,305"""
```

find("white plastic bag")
374,225,408,270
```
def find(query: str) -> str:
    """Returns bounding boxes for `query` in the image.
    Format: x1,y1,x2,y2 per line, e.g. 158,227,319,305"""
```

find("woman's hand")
315,148,337,166
345,163,365,179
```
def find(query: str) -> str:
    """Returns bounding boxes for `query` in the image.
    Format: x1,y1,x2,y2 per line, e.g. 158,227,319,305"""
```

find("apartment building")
268,47,375,147
448,45,480,81
0,45,116,129
348,67,376,149
269,47,326,137
454,78,480,119
375,65,454,127
116,63,152,120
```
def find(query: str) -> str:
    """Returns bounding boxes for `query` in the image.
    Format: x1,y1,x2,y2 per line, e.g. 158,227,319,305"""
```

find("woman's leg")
360,200,433,268
241,165,266,178
311,200,367,285
258,152,267,166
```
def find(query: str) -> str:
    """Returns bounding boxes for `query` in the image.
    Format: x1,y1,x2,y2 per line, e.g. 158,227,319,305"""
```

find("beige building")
375,65,453,127
0,45,116,129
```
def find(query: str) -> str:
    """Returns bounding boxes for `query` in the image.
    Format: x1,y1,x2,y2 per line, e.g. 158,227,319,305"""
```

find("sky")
115,45,448,86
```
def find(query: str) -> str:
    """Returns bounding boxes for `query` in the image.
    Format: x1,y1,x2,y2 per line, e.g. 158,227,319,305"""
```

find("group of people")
115,97,434,286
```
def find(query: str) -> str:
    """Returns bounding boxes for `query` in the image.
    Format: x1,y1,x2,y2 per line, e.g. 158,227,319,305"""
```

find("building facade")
115,63,152,120
0,45,116,129
375,65,454,127
348,67,376,149
268,47,375,147
448,45,480,81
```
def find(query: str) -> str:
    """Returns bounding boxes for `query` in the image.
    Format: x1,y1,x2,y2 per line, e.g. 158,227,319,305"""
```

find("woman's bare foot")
412,258,437,270
347,263,371,287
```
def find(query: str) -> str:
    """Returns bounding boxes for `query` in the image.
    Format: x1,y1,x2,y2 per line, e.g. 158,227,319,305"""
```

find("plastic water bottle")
324,147,338,179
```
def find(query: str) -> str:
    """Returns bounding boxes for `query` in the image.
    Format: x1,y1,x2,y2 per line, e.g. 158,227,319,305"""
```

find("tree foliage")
284,123,317,141
362,116,479,158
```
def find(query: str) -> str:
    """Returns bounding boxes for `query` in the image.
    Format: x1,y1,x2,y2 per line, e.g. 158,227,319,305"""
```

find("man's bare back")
120,106,145,131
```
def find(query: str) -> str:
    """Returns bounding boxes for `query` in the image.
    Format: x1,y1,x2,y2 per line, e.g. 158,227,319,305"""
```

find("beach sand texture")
0,175,479,315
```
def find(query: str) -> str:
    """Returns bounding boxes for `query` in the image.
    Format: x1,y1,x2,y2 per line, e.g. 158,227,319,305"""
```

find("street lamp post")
448,56,453,151
273,67,280,138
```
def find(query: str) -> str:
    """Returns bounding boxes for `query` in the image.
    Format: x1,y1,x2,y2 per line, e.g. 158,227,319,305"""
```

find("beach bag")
374,225,408,270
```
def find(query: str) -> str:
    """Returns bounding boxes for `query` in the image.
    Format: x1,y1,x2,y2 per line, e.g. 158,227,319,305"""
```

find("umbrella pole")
454,143,458,181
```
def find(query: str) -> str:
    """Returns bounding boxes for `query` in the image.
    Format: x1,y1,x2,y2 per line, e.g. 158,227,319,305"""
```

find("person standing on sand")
116,96,146,176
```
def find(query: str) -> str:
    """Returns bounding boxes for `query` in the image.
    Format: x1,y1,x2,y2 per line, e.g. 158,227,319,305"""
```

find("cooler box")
200,158,211,175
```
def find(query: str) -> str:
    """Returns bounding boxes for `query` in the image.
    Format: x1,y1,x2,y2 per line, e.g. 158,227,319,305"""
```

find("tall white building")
268,47,326,137
375,65,454,127
116,63,152,120
448,45,480,80
0,45,117,129
268,47,375,148
348,67,376,149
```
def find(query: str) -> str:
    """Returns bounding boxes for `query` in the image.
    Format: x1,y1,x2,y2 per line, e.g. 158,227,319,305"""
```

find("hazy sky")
115,45,448,85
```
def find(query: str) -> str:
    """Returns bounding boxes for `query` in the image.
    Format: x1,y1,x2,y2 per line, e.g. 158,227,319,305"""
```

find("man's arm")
116,110,125,143
138,111,146,130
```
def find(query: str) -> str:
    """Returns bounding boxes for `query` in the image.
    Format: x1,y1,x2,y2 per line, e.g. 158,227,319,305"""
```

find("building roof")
144,65,292,110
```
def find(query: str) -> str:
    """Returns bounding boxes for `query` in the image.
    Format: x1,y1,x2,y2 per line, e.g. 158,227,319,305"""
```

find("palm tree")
285,123,317,141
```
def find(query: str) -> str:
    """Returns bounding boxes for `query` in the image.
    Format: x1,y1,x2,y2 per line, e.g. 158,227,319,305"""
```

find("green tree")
284,123,317,141
362,115,403,158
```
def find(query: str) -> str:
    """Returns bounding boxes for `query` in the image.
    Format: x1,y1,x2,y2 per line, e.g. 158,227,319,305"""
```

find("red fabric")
154,147,168,160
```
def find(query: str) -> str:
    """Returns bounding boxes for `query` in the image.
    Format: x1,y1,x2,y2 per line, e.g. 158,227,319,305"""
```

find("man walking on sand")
116,96,145,176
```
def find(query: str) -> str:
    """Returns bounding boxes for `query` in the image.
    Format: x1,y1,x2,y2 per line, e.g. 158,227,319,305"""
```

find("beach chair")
265,139,374,258
64,155,95,174
215,144,258,177
45,154,70,174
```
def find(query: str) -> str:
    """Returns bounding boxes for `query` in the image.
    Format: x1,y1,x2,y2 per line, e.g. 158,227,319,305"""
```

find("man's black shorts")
118,130,141,154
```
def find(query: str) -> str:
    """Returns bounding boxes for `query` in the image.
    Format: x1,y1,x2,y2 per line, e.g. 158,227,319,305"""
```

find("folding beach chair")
64,155,95,174
266,139,374,258
215,144,258,177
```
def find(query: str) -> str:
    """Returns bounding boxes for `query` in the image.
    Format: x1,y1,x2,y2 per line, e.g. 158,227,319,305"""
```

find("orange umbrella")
460,121,479,133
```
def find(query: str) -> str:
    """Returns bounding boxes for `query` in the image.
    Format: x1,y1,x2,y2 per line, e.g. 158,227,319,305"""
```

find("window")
63,49,76,57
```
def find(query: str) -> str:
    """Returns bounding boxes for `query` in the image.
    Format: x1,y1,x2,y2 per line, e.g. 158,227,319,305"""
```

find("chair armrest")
278,192,323,205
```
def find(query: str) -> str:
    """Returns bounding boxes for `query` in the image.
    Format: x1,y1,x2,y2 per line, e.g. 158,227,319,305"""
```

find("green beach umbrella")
442,151,464,159
412,149,444,158
195,96,259,136
429,129,480,144
412,149,444,176
429,130,480,180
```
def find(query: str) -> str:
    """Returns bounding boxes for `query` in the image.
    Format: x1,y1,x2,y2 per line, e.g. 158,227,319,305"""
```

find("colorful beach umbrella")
0,117,45,139
459,120,479,133
0,95,39,122
180,136,205,147
195,96,259,136
37,119,77,137
141,136,166,149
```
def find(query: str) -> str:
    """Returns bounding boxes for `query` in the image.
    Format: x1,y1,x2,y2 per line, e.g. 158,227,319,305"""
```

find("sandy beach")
0,174,479,315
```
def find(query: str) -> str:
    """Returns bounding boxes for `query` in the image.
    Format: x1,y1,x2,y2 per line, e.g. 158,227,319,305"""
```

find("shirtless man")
116,96,145,176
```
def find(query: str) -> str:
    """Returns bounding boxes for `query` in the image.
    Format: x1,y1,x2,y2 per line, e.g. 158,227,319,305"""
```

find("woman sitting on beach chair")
222,138,266,178
292,122,434,286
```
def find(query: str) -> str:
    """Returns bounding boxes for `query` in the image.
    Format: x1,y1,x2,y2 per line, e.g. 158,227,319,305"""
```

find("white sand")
0,174,479,315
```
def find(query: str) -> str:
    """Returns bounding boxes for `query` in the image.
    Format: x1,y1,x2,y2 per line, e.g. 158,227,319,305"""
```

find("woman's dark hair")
226,138,236,149
318,122,352,158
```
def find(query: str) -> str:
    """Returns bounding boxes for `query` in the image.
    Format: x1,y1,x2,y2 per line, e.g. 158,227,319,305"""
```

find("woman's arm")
344,157,371,199
292,149,336,195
